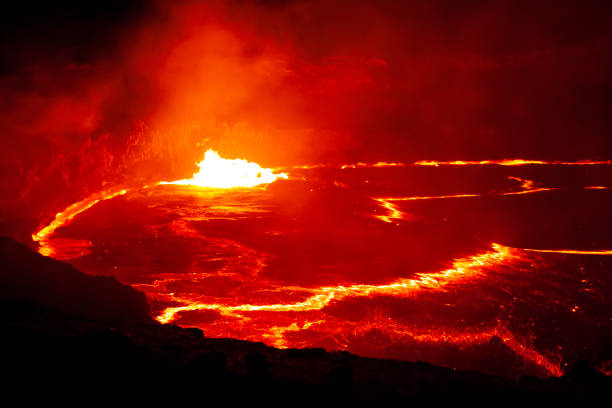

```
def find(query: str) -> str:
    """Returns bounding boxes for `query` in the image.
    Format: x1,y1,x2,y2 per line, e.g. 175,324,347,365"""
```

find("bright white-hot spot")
170,150,288,188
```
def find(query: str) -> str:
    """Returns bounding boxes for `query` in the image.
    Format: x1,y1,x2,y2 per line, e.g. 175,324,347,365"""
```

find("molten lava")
340,161,406,169
371,176,559,223
155,243,517,321
413,159,612,167
29,154,612,378
523,248,612,255
168,149,288,188
278,158,612,172
32,188,129,242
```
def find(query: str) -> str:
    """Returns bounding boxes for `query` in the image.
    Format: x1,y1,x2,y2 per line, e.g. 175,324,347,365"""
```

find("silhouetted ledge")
1,236,609,402
0,236,153,323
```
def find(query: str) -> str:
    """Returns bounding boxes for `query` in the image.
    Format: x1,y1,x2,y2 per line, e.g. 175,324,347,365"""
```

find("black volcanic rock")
0,236,153,323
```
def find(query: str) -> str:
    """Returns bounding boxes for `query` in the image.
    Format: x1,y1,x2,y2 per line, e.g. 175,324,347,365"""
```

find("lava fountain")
167,149,288,188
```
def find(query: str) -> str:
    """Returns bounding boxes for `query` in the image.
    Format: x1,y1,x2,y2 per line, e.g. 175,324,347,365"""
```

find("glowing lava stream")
156,243,517,323
372,194,480,223
522,248,612,255
340,161,406,169
318,320,562,377
32,188,129,243
371,185,612,224
260,318,563,377
153,243,565,376
413,159,612,167
371,176,568,223
277,158,611,170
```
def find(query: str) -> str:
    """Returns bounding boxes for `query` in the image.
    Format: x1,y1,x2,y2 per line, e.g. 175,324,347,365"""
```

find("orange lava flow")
501,188,558,196
275,158,611,172
325,320,562,377
373,194,479,223
495,326,563,377
340,161,406,169
372,197,410,223
262,318,562,377
274,162,406,171
32,188,129,243
156,243,516,322
501,176,558,196
372,177,564,223
153,243,565,376
413,159,611,167
285,164,329,170
396,193,480,201
522,248,612,255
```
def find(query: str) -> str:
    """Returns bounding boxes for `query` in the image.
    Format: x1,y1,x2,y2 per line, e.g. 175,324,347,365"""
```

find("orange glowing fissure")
278,158,612,170
340,161,406,169
413,159,612,167
522,248,612,255
371,178,610,224
32,188,129,243
256,319,563,377
304,319,563,377
151,242,563,377
372,194,480,223
371,181,611,225
371,176,562,224
155,243,516,323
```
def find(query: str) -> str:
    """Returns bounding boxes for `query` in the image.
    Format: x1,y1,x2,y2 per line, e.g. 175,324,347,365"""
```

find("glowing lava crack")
155,243,518,323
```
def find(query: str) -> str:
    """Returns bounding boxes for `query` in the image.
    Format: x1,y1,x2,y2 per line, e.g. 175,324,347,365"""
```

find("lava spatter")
168,149,288,188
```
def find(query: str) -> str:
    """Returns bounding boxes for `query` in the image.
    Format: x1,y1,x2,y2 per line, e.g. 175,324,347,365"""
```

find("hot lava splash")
167,149,288,188
32,152,612,378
